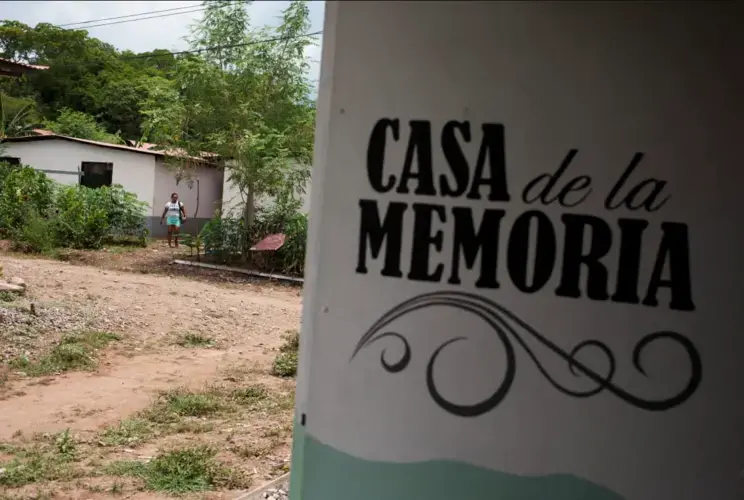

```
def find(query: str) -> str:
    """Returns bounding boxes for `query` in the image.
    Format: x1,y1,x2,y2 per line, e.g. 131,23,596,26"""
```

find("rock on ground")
262,483,290,500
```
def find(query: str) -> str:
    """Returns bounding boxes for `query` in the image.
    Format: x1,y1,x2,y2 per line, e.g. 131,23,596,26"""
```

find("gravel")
0,295,132,362
262,483,290,500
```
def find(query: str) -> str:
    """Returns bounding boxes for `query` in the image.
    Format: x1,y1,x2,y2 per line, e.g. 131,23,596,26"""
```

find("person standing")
160,192,187,248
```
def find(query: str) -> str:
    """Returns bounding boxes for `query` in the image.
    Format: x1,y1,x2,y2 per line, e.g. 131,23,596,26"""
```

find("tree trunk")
242,187,255,262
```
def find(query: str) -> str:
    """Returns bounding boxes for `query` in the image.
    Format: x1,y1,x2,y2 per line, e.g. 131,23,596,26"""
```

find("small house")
0,134,224,237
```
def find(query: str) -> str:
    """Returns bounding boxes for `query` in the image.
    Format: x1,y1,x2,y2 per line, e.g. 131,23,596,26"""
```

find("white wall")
295,3,743,500
220,161,312,217
3,139,156,213
153,159,224,219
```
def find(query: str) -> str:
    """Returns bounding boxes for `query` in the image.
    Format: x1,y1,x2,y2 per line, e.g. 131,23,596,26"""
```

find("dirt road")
0,251,303,497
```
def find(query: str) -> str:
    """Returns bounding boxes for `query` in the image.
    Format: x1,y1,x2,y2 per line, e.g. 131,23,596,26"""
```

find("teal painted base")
289,422,625,500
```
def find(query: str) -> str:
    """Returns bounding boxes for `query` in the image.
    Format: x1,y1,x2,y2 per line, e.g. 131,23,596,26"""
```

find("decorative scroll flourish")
350,291,702,417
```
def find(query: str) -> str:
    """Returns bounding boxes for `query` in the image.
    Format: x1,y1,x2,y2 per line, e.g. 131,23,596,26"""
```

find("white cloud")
2,1,325,85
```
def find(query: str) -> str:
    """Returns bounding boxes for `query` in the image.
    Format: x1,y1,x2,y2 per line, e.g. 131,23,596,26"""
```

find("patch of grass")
104,459,148,478
73,331,121,349
176,333,216,348
0,291,18,303
105,245,138,254
0,430,80,487
105,446,250,494
271,352,297,377
271,330,299,378
9,331,120,377
279,330,300,354
230,384,269,407
99,418,153,447
99,384,290,452
142,388,226,424
233,439,282,459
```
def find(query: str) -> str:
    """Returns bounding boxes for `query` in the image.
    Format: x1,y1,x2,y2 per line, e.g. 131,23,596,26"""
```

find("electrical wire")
117,30,323,61
14,30,323,70
58,4,204,27
64,7,211,30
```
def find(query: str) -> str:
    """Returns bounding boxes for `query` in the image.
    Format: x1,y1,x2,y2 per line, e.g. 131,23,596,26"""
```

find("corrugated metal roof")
4,133,218,164
0,57,49,71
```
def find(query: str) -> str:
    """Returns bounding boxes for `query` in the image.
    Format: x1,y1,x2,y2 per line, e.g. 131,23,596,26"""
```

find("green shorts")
166,216,181,227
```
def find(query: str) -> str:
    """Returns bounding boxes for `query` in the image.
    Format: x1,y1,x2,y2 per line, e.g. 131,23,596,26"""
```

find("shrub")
43,108,122,145
0,164,55,237
0,164,148,251
200,214,244,265
54,186,111,249
201,196,308,275
271,330,299,377
53,185,148,249
11,209,55,253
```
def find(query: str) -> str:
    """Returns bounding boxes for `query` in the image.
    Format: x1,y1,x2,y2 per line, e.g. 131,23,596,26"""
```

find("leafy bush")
271,330,299,377
0,164,56,237
54,185,148,249
54,186,110,249
0,164,148,251
200,214,244,265
43,108,122,144
99,185,150,241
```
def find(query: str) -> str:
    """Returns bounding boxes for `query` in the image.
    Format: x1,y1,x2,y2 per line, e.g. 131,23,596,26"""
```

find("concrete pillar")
291,2,744,499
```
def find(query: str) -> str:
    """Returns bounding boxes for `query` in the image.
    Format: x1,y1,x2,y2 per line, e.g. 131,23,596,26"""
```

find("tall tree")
142,0,316,246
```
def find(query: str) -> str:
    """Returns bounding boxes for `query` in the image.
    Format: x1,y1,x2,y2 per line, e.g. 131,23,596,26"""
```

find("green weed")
271,330,299,377
9,331,120,376
176,333,215,348
105,446,250,494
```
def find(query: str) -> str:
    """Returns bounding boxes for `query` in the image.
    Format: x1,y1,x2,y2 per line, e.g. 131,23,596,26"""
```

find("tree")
142,0,316,250
0,94,39,139
43,108,121,144
0,20,182,141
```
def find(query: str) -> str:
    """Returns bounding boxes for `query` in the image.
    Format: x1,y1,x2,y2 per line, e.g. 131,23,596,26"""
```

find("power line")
58,4,203,27
27,31,323,69
65,7,210,30
118,31,324,62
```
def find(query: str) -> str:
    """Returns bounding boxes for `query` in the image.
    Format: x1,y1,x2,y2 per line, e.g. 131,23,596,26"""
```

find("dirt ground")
0,241,303,499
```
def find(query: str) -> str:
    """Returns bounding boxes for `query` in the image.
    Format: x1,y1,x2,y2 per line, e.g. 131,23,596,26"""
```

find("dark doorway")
0,157,21,166
80,162,113,189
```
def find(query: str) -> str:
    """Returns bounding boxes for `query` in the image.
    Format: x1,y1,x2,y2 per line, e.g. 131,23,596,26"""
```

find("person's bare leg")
167,227,173,248
174,228,180,248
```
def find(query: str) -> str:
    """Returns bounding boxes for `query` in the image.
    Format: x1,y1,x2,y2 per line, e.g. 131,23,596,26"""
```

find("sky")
2,1,326,86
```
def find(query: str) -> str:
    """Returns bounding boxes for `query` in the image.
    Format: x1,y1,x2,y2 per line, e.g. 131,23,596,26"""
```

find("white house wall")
220,161,312,217
153,159,224,236
3,139,156,212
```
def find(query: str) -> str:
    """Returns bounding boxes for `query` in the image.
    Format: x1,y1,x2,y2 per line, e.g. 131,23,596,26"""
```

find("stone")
8,277,26,289
0,282,24,294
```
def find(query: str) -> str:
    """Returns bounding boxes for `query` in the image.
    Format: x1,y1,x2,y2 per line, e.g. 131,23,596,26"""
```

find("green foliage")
0,165,148,251
271,330,299,377
0,93,40,139
0,432,80,487
142,0,315,228
176,333,215,348
0,163,55,237
43,108,121,144
199,198,308,275
106,446,249,493
200,214,245,264
0,20,196,142
9,331,120,376
253,197,308,275
54,186,110,249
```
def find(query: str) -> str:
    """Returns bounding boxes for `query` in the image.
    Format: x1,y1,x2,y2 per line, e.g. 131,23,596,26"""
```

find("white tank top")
165,201,181,217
